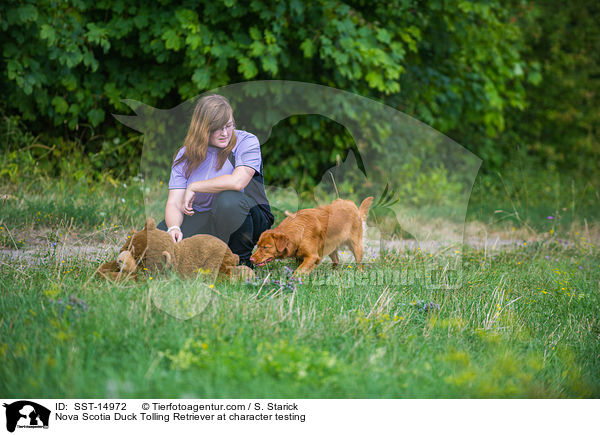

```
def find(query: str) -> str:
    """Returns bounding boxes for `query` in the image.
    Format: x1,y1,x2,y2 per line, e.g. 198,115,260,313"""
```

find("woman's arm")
190,166,255,193
165,189,186,242
182,166,255,216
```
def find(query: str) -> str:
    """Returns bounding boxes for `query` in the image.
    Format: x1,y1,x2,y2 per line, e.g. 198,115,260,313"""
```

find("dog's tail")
358,196,374,221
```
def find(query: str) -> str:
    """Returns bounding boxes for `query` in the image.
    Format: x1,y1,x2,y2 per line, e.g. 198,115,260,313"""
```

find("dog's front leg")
294,255,320,275
329,250,339,268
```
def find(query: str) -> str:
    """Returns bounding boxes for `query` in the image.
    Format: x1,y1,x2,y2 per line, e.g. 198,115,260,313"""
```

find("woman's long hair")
173,94,237,178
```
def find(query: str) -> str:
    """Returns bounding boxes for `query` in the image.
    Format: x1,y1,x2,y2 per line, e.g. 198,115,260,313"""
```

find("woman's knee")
212,190,250,214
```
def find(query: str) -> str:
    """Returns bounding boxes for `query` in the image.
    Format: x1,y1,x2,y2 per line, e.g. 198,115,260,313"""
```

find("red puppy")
250,197,373,274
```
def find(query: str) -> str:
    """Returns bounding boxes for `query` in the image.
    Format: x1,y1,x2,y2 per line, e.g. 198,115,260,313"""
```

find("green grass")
467,165,600,231
0,176,146,249
1,234,598,398
1,148,599,398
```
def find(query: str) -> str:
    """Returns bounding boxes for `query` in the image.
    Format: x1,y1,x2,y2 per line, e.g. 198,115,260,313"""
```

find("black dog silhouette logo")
3,401,50,432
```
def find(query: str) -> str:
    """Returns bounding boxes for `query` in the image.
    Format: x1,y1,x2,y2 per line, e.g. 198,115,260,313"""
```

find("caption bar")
1,399,595,434
55,400,304,423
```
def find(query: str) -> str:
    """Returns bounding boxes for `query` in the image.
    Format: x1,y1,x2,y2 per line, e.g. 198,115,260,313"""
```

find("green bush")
1,0,530,185
503,0,600,175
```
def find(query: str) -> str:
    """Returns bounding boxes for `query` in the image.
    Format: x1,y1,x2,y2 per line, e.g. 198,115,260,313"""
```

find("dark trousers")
157,190,272,266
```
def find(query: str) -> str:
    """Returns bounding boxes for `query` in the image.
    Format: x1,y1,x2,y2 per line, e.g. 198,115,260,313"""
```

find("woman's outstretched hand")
168,228,183,243
183,186,196,216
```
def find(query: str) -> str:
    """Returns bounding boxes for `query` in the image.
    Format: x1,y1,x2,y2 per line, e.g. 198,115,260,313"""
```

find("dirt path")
0,245,116,264
0,235,528,266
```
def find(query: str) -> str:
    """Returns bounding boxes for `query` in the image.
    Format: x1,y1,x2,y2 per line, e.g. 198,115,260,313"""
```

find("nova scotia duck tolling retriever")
250,197,373,274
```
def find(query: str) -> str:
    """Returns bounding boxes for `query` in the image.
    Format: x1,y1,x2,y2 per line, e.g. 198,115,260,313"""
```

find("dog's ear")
95,260,120,279
145,217,157,231
273,233,290,255
161,250,172,266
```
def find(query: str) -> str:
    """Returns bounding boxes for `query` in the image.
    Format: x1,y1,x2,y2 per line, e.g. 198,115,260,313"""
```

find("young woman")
157,94,274,268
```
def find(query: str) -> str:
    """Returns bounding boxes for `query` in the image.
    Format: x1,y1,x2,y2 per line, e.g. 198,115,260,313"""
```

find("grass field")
1,175,599,398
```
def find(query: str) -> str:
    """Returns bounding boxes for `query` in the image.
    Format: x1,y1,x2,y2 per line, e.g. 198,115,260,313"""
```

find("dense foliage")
503,0,600,174
0,0,597,186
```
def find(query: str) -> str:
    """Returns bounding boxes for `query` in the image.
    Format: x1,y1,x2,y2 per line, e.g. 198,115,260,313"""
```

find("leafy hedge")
503,0,600,175
0,0,572,186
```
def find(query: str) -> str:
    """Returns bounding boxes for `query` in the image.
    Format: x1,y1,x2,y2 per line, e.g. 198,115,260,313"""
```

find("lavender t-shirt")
168,130,263,212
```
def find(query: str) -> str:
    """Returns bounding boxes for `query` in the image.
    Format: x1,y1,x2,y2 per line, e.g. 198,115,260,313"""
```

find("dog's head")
250,230,293,266
116,250,137,273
